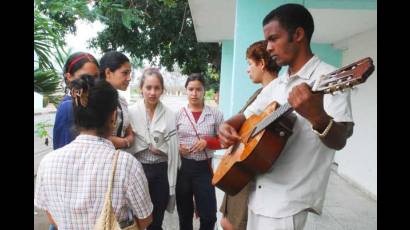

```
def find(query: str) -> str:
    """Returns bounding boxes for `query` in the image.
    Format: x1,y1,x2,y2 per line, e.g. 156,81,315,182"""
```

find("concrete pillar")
219,40,234,116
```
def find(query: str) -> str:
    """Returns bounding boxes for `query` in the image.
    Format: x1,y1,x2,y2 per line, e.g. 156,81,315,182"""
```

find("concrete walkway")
157,158,378,230
303,170,377,230
34,157,377,230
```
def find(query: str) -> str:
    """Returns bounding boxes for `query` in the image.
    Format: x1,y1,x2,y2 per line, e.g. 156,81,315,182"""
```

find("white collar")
279,55,321,83
183,104,212,125
76,134,115,149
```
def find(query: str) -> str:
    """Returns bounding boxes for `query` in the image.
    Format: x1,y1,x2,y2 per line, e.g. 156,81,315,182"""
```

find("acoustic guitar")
212,57,375,196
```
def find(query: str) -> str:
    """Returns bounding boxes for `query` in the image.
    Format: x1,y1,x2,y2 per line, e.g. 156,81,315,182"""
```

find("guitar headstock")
312,57,375,94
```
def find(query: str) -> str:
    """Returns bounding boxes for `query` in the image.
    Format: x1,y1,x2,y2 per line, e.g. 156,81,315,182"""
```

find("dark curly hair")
71,75,118,136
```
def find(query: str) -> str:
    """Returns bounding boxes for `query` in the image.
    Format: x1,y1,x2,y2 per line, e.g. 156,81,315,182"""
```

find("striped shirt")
176,105,224,161
34,134,153,230
113,95,130,137
134,148,168,164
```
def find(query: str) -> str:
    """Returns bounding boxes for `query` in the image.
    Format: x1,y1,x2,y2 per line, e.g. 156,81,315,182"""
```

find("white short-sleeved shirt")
34,134,153,229
244,56,353,218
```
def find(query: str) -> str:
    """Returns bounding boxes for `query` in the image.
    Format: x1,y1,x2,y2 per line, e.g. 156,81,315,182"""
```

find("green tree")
34,7,67,105
34,7,66,71
35,0,96,35
91,0,221,75
34,0,90,105
37,0,222,91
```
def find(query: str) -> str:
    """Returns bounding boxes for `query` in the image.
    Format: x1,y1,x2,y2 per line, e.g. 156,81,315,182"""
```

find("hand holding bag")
94,150,140,230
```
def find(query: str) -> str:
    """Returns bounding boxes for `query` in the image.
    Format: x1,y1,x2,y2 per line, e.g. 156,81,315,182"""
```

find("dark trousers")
142,162,170,230
176,158,216,230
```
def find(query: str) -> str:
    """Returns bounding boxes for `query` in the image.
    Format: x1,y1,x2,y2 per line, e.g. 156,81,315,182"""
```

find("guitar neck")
249,56,375,139
251,103,294,138
249,81,315,138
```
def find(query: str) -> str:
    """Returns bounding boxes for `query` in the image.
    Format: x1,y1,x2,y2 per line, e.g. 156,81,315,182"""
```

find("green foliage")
35,0,96,35
35,0,81,107
34,8,66,70
89,0,221,86
159,0,177,8
34,3,69,100
131,86,140,96
36,0,222,90
205,64,220,92
54,47,73,72
34,69,61,95
35,120,53,146
35,121,53,139
44,94,65,107
34,69,64,107
205,89,215,101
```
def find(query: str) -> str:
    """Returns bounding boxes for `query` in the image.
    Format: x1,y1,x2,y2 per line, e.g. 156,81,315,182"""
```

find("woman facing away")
219,40,281,230
99,51,134,150
176,73,224,230
35,75,153,230
127,68,180,230
52,52,100,150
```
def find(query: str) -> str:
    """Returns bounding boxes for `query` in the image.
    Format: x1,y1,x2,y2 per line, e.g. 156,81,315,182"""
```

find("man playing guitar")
218,3,354,230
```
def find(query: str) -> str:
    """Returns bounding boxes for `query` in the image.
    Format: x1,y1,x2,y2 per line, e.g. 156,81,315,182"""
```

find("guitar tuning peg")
335,86,341,92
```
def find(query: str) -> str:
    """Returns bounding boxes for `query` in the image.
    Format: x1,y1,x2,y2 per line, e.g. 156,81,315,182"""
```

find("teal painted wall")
227,0,286,116
305,0,376,10
219,40,234,116
311,43,341,67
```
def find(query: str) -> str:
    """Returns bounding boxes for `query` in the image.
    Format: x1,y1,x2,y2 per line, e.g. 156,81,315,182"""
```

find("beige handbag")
94,150,140,230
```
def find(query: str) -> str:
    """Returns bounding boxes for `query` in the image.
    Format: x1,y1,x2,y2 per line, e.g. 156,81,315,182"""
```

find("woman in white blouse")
34,75,153,230
100,51,134,149
127,68,180,230
176,73,224,230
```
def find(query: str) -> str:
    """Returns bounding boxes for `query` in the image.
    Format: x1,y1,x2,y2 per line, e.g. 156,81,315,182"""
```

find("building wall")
219,40,234,116
334,27,377,198
227,0,281,117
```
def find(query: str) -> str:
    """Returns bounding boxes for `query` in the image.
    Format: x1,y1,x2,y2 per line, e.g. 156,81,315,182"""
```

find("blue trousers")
142,162,170,230
176,158,217,230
